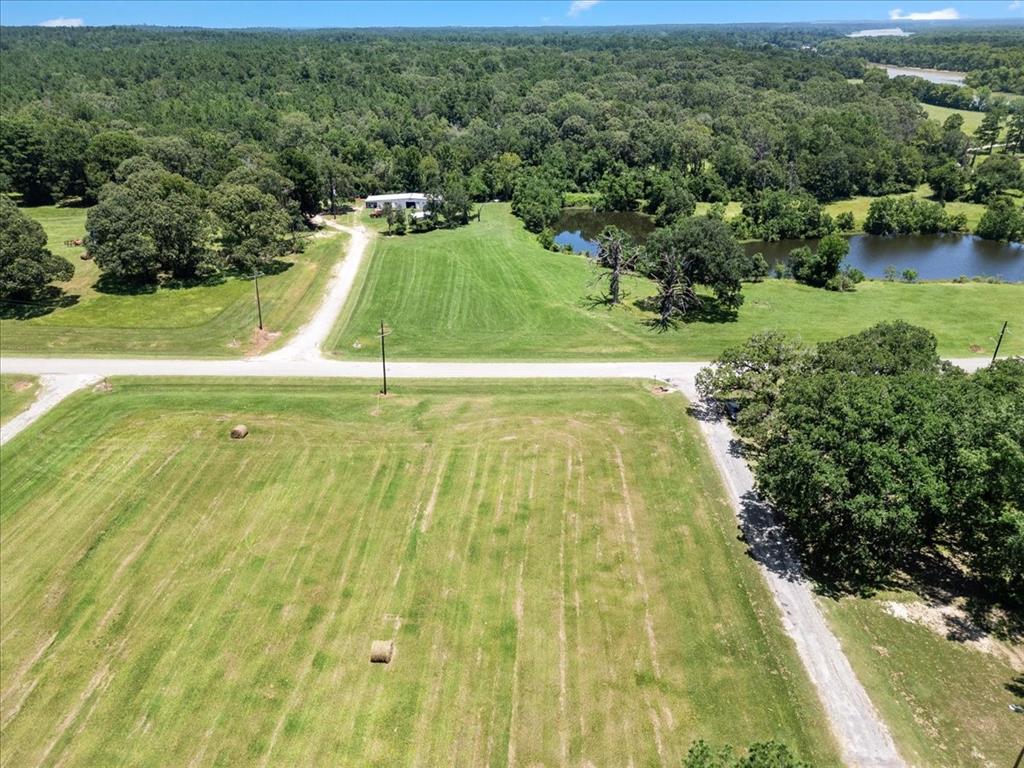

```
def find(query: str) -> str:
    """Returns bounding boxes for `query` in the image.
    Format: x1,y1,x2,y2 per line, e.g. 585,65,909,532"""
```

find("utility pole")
992,321,1007,364
378,320,392,395
253,268,264,331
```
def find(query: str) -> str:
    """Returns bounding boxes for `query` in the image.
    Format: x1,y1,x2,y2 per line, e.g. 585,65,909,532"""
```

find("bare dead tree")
594,226,639,306
651,249,702,328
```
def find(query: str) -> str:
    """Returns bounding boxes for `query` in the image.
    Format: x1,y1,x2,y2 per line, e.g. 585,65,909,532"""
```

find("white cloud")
567,0,600,17
888,7,960,20
39,17,85,27
1009,0,1021,10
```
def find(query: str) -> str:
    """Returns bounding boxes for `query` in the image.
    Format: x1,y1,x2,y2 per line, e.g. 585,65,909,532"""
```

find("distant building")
365,192,429,211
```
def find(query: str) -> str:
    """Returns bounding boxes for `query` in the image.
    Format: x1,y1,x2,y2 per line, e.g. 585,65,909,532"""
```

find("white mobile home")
365,192,429,211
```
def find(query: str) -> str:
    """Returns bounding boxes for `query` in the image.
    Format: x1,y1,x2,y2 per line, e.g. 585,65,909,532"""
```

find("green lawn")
0,378,838,766
329,204,1022,361
0,374,38,425
823,593,1022,767
694,200,743,220
0,206,347,358
920,102,986,136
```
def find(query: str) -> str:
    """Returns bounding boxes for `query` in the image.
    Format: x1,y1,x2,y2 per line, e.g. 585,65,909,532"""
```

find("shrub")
864,196,964,235
835,210,855,231
788,234,848,288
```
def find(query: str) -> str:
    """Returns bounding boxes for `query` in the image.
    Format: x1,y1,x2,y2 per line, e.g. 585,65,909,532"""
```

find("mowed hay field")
0,206,347,358
329,204,1024,361
0,379,839,766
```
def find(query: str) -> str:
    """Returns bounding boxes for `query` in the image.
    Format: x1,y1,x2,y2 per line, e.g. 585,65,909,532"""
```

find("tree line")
697,322,1023,607
1,25,1010,216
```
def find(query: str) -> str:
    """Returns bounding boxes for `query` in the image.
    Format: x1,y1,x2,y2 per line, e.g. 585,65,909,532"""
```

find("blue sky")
1,0,1021,28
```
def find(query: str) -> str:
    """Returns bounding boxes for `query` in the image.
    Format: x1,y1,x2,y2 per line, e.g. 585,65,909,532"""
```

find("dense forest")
1,24,1022,259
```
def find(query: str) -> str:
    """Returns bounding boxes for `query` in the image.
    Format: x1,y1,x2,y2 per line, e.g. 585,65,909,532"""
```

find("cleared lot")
0,378,837,766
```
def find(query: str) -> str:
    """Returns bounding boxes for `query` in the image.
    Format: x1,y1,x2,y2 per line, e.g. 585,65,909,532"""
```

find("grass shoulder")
0,374,39,425
822,592,1021,766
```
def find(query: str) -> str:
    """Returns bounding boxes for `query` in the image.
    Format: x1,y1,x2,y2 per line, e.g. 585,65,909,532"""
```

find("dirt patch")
12,379,34,392
649,385,672,395
92,379,113,393
969,344,985,353
883,600,1024,671
245,328,282,356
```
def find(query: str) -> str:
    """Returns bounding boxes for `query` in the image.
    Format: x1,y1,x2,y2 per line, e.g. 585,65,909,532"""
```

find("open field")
330,204,1023,361
0,375,38,425
920,102,986,135
0,378,838,766
823,593,1022,767
0,207,347,358
823,183,996,231
694,200,743,220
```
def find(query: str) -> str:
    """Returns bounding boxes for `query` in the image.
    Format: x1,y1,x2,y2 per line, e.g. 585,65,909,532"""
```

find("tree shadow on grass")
632,295,739,326
246,259,293,278
580,292,618,310
0,287,80,320
94,275,159,296
679,302,739,324
94,266,283,296
888,548,1024,643
1006,674,1024,699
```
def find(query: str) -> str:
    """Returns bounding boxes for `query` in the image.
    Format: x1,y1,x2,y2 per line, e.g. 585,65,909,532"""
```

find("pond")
871,63,967,86
554,210,1024,281
554,209,655,253
745,235,1024,282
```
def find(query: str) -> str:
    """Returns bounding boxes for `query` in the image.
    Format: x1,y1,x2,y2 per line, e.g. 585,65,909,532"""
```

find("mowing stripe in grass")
0,379,841,766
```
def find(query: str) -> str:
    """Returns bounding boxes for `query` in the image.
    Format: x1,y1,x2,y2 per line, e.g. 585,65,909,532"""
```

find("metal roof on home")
364,192,428,202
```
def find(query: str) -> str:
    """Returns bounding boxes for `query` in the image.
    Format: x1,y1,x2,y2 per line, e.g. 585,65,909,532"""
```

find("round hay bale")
230,424,249,439
370,640,394,664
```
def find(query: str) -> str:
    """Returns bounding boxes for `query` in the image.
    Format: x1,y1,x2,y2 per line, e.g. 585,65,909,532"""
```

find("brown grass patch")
245,328,282,356
884,600,1024,671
